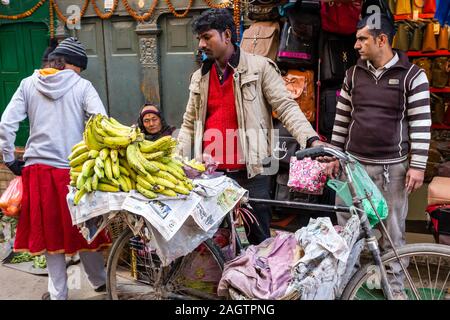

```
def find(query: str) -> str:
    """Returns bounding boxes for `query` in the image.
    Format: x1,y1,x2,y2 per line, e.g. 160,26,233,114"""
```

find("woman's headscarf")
137,105,175,141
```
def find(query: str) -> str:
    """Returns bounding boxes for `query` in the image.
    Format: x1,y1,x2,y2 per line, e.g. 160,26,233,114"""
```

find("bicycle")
106,146,450,300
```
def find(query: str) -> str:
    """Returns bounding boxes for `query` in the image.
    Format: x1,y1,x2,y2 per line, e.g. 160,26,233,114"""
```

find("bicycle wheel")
106,228,225,300
341,243,450,300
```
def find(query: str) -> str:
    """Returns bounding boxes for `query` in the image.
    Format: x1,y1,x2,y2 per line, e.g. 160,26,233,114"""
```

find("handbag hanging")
422,22,437,52
423,0,436,14
395,0,412,15
438,25,449,50
287,156,327,195
320,0,362,35
409,22,425,51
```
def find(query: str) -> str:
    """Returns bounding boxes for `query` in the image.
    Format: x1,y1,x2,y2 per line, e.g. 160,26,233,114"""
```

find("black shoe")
94,284,106,293
41,292,51,300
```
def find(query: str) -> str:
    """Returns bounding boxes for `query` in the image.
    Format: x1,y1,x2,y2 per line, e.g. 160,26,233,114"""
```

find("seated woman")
137,104,175,141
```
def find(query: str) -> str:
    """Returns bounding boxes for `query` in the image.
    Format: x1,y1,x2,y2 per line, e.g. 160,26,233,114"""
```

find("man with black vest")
329,14,431,299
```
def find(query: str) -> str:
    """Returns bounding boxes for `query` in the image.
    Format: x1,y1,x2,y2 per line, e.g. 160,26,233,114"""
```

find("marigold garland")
122,0,158,22
233,0,240,41
51,0,89,26
0,0,47,20
91,0,118,19
203,0,230,9
165,0,193,18
49,0,54,38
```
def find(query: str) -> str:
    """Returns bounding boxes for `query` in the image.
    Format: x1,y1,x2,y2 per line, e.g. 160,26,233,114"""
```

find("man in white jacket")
0,37,111,300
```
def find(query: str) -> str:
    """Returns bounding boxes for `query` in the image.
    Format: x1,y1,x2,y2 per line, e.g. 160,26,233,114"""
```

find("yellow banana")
152,184,165,192
100,118,131,137
136,184,157,199
167,161,185,175
82,159,96,178
154,170,178,185
159,189,177,197
74,187,87,205
94,165,104,179
112,159,120,179
70,165,83,173
133,145,160,173
119,158,136,180
173,185,190,195
142,151,165,160
92,174,99,191
70,172,80,180
83,117,103,151
104,157,113,180
136,175,153,190
153,176,175,189
71,140,85,152
84,176,92,192
68,145,89,161
88,150,99,159
184,179,194,191
108,117,131,130
119,165,130,176
118,149,126,158
110,149,118,163
95,157,104,169
117,176,129,192
145,174,156,185
122,175,132,191
159,156,171,164
69,151,90,167
130,179,136,190
148,160,168,172
103,136,132,149
100,178,120,187
97,183,119,192
76,174,87,190
164,165,185,181
139,136,173,153
70,180,76,187
126,144,150,176
99,148,109,161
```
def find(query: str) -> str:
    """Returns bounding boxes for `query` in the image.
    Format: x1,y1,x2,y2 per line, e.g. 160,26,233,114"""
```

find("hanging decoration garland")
49,0,54,38
122,0,158,22
203,0,230,9
233,0,240,41
0,0,47,20
165,0,193,18
91,0,118,19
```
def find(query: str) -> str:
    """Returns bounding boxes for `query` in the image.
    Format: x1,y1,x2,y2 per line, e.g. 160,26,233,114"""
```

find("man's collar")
201,45,240,76
366,52,399,72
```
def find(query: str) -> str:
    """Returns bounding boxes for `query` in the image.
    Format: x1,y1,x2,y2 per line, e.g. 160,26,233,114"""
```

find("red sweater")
203,64,245,170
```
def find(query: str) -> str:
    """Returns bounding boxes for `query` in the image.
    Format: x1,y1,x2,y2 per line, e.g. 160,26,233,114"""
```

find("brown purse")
438,25,449,50
412,57,433,82
422,22,437,52
240,21,280,62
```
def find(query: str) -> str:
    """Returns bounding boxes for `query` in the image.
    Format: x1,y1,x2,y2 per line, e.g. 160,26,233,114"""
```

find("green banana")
139,136,173,153
119,165,130,176
122,175,132,191
173,184,190,195
95,157,104,169
142,151,165,160
76,174,87,190
92,174,99,191
83,117,103,151
84,176,92,192
126,144,150,176
88,150,99,159
134,146,160,173
117,176,130,192
71,140,85,152
152,184,165,192
100,178,120,187
100,118,131,137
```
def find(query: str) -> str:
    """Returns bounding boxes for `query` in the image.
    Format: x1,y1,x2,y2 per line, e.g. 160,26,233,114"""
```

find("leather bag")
282,69,316,122
240,21,280,61
432,57,449,88
422,22,437,52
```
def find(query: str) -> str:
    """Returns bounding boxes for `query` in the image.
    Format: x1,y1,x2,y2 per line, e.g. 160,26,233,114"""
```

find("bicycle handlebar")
295,146,351,162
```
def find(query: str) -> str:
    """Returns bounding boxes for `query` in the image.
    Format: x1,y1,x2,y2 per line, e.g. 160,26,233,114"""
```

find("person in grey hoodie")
0,37,111,300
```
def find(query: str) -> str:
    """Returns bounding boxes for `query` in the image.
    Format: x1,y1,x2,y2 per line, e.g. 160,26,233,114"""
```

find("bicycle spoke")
437,269,450,300
412,256,424,300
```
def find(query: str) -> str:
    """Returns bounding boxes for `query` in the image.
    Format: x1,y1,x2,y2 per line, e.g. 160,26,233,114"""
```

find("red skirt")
14,164,111,256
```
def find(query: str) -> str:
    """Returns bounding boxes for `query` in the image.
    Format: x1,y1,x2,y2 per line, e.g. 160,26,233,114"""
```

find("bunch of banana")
183,158,206,172
84,114,142,150
126,136,194,199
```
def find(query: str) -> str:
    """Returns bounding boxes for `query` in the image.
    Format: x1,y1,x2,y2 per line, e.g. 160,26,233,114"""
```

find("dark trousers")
226,171,272,245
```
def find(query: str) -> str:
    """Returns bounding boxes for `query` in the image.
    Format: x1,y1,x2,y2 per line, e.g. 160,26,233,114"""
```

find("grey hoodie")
0,69,107,168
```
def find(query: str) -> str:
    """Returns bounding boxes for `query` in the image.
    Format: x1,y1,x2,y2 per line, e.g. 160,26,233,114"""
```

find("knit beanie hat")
48,37,88,70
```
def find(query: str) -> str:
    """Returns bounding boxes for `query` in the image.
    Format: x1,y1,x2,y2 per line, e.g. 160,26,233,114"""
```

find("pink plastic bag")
287,156,327,195
0,176,23,217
